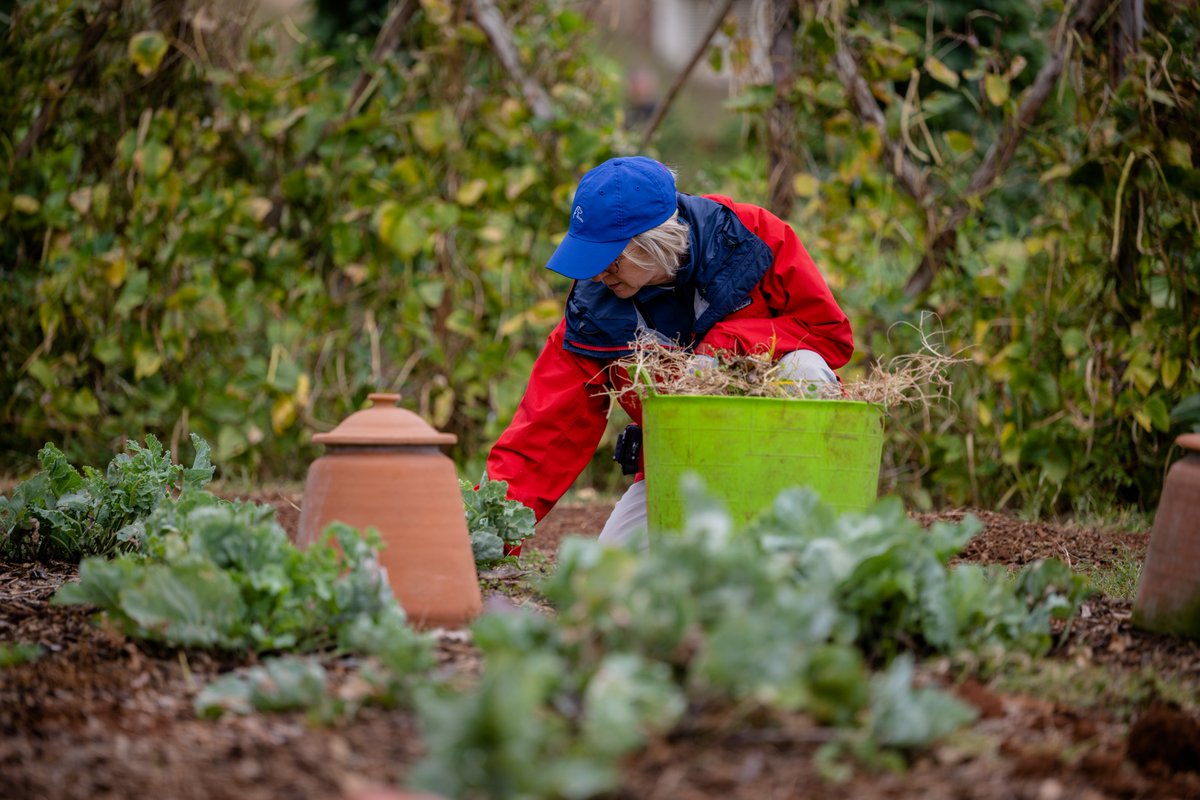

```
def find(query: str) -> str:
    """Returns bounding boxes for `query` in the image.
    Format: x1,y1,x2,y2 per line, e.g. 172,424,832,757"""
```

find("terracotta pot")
296,393,482,630
1132,433,1200,640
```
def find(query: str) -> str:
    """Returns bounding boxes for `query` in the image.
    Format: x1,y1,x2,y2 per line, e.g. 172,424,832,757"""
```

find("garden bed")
2,497,1199,799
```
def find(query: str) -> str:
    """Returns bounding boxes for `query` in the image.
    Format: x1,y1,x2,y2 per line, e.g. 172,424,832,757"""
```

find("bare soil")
3,496,1199,800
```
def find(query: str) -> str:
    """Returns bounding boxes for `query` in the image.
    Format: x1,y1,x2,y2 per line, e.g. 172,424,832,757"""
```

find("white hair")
623,213,691,278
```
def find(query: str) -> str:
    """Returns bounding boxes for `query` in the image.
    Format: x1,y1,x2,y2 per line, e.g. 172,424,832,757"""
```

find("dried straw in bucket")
611,323,967,411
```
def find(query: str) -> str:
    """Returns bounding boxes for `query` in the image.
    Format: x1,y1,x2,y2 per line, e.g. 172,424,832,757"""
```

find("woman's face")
590,247,672,299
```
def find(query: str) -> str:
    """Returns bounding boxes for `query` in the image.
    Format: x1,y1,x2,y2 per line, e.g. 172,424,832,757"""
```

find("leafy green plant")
1,0,621,481
0,641,42,668
814,654,983,780
1171,393,1200,433
194,621,434,723
196,656,335,720
460,475,536,563
545,481,1087,687
54,489,401,652
8,433,439,721
712,0,1200,516
410,481,1085,797
411,611,685,800
0,433,213,561
338,604,439,707
748,489,1091,660
867,656,978,748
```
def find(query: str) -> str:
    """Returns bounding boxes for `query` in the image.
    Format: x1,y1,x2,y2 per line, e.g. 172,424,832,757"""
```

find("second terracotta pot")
1132,433,1200,640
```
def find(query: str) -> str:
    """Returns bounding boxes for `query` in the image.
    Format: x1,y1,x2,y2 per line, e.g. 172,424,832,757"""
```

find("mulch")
3,494,1199,800
922,508,1149,570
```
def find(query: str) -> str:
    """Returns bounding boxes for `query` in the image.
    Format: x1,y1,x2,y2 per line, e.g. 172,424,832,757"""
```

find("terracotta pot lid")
1178,433,1200,454
313,393,457,447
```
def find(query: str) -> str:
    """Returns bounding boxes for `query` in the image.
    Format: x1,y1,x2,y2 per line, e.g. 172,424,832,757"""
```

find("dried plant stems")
612,325,967,412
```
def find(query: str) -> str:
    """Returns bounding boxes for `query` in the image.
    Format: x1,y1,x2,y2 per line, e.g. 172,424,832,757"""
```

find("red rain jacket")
486,195,854,521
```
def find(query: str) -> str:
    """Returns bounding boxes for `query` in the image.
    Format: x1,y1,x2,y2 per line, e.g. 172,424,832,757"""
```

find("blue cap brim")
544,233,631,280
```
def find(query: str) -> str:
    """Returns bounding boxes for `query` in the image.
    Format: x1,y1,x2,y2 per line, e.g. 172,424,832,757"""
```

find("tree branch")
834,0,1106,297
1108,0,1144,86
335,0,419,132
767,4,797,218
283,0,418,229
832,40,930,207
468,0,555,121
14,0,123,162
957,0,1108,215
640,0,737,149
905,0,1109,297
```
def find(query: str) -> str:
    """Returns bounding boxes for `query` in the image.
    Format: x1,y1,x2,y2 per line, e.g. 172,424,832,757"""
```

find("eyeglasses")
602,255,626,275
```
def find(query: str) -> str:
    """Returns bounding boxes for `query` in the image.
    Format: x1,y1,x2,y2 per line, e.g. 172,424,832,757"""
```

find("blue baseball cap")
545,157,677,280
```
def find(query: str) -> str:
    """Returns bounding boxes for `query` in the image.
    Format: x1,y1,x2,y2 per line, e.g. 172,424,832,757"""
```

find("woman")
486,156,853,546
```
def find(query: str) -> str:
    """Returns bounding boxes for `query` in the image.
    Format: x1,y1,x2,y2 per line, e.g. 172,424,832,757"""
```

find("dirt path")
2,499,1199,799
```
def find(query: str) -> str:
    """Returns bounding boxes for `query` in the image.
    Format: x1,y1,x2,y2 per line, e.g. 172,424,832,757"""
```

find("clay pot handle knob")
368,392,401,407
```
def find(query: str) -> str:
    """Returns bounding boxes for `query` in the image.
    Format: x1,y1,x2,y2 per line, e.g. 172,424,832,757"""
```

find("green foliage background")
2,0,1197,516
1,0,622,481
716,0,1200,514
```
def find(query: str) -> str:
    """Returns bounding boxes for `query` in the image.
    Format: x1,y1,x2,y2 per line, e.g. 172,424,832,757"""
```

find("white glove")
688,354,718,374
776,350,838,395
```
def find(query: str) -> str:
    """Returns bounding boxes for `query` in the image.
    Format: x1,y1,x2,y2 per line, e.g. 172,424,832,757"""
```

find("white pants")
597,349,838,548
598,478,649,549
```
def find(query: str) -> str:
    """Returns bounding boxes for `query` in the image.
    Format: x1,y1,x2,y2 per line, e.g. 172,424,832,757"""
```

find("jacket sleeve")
486,319,612,521
698,199,854,370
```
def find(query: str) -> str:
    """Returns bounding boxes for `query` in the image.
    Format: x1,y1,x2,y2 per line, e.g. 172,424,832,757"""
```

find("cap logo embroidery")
572,205,584,224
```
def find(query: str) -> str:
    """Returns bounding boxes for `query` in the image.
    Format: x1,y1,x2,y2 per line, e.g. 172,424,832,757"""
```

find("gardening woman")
486,156,854,547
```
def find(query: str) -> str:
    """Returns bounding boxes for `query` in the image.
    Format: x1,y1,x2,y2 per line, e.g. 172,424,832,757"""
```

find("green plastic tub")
642,394,885,532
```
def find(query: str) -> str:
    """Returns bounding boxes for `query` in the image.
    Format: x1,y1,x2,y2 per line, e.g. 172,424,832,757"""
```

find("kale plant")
460,475,536,563
745,487,1092,660
413,481,1083,798
54,490,409,653
194,604,436,723
24,434,436,720
0,434,213,562
196,657,334,720
411,611,685,800
435,477,1089,792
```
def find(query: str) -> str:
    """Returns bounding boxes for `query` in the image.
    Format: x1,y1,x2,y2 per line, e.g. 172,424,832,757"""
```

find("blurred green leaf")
375,201,426,258
129,31,169,76
924,56,959,88
984,73,1010,105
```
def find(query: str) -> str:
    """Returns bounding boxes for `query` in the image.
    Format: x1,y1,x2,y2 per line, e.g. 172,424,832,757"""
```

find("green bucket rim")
642,394,886,414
